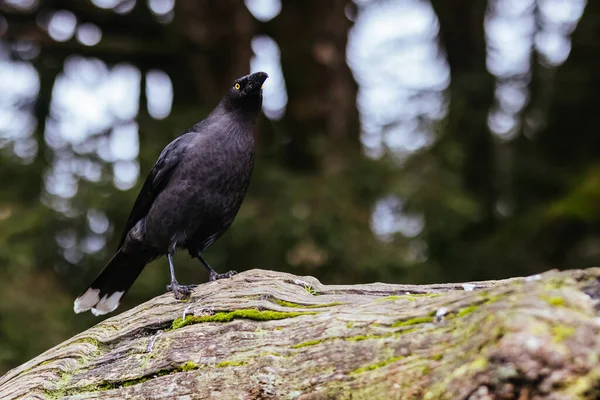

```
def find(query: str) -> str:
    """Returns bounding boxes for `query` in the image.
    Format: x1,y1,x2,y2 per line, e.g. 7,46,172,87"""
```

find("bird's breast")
142,130,255,251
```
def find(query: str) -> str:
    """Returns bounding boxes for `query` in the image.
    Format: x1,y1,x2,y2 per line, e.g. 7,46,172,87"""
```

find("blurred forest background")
0,0,598,374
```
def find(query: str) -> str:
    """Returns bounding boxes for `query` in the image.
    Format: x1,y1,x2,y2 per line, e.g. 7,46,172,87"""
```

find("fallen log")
1,268,599,399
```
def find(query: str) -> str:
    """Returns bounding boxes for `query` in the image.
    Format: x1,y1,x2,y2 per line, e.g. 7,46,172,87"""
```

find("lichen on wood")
1,268,599,399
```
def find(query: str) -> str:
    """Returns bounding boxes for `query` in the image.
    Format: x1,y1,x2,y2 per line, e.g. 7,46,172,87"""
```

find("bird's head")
222,71,268,115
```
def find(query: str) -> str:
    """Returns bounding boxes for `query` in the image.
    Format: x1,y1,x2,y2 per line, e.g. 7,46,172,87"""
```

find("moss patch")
43,372,73,400
543,277,566,290
351,356,405,374
542,295,566,307
456,305,479,317
99,361,200,391
470,356,488,372
215,360,247,368
345,334,382,342
392,316,434,327
293,338,327,348
170,309,315,330
551,325,575,343
292,327,419,349
272,299,342,308
44,361,201,398
376,293,441,303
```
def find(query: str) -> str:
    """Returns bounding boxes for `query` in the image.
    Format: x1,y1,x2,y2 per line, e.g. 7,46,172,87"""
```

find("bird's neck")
205,106,257,144
220,92,263,116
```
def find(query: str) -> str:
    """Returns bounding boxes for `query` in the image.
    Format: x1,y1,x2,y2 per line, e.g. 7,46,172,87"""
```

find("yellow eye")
234,83,241,90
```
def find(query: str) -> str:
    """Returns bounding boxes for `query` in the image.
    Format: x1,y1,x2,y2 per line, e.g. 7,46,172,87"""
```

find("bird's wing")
117,133,194,248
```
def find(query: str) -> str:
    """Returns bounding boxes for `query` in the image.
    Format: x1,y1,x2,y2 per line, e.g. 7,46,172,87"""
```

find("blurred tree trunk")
537,0,600,172
267,0,361,172
174,0,256,106
430,0,497,227
525,0,600,268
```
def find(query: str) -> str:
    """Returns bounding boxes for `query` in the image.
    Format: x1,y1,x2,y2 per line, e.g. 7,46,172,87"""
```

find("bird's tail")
74,249,152,316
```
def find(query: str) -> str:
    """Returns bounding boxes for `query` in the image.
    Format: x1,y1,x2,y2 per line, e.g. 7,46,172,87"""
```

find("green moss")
62,337,103,361
431,354,443,361
543,277,565,290
23,359,53,374
456,305,479,317
292,338,327,348
351,356,404,374
99,361,200,390
71,337,102,347
305,285,318,295
272,299,342,308
391,316,434,327
215,360,247,367
346,328,417,342
179,361,199,371
42,372,74,400
96,382,115,390
44,361,201,398
551,325,575,342
259,351,281,357
273,299,305,308
542,295,565,307
292,330,406,348
170,309,315,330
376,295,411,303
140,352,155,368
376,293,441,303
561,372,600,396
346,322,354,329
395,328,417,336
485,295,501,303
471,356,488,371
123,377,149,387
289,323,423,351
344,334,379,342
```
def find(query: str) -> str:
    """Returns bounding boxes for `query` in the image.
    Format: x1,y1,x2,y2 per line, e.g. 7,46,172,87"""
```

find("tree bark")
1,268,599,399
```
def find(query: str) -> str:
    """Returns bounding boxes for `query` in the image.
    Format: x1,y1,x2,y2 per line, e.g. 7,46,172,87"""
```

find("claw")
166,283,193,300
209,270,237,282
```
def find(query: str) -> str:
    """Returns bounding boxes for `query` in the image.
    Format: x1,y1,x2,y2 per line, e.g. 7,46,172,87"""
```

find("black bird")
74,71,268,316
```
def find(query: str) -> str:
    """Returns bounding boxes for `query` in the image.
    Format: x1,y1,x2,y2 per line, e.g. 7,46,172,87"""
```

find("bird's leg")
165,253,193,300
197,254,237,282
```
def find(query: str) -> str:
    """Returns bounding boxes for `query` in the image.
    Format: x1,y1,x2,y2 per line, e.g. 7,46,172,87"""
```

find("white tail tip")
92,291,124,316
74,289,124,316
74,288,100,314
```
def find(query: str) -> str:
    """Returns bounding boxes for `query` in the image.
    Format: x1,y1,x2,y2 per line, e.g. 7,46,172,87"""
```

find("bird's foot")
166,282,195,300
209,269,237,282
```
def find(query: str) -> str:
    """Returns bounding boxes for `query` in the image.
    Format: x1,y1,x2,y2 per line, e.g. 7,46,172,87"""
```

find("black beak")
247,72,268,92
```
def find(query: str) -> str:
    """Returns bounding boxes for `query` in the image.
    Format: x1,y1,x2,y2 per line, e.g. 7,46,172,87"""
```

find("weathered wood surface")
1,268,599,400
